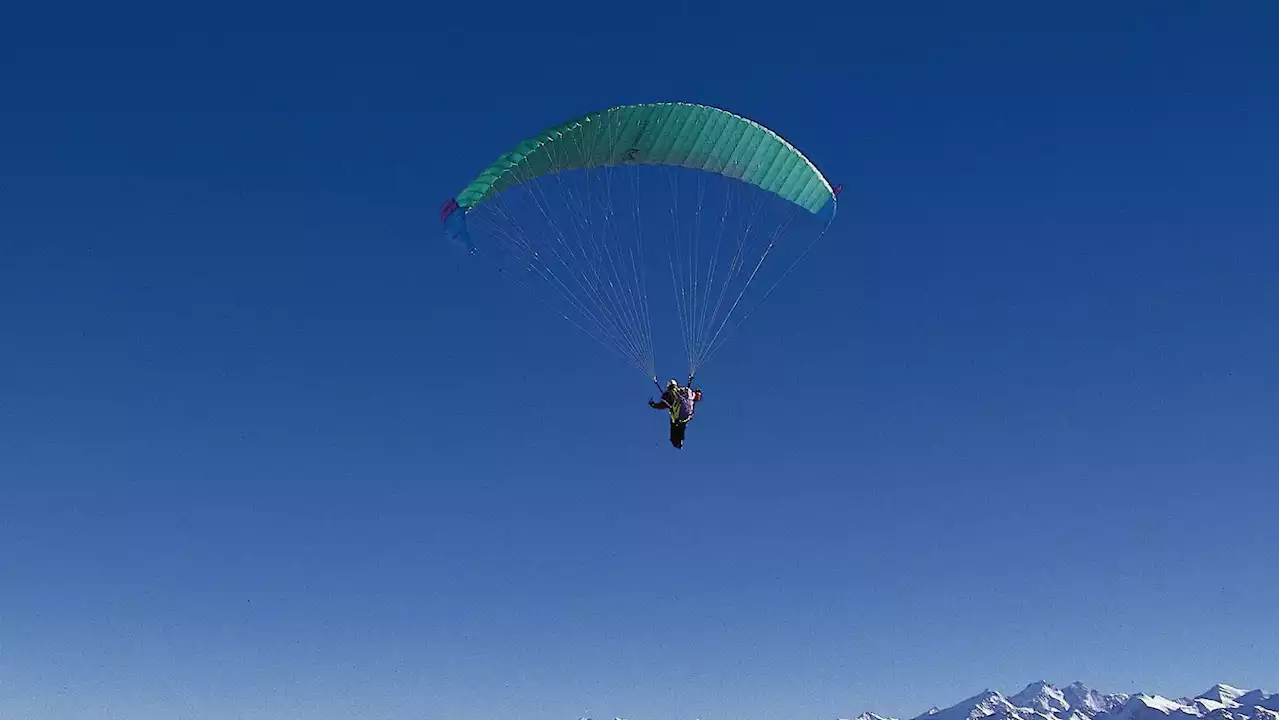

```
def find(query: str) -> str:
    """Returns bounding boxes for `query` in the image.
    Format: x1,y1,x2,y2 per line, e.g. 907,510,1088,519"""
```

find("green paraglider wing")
454,102,837,214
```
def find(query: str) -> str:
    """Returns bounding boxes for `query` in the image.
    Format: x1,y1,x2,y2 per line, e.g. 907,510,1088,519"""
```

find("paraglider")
648,378,703,449
441,102,839,447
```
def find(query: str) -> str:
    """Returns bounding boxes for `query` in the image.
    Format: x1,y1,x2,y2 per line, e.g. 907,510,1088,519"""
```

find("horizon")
848,679,1278,720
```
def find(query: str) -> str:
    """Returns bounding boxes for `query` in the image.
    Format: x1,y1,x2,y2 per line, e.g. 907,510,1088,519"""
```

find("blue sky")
0,3,1274,719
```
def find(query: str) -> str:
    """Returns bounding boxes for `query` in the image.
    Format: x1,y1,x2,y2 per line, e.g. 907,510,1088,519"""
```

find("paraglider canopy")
443,101,840,381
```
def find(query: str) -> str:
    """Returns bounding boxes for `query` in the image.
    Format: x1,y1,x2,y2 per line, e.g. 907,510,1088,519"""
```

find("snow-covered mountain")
582,682,1276,720
856,682,1276,720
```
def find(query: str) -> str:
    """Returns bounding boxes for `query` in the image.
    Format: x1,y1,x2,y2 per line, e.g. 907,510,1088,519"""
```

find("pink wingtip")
439,197,459,222
833,184,844,198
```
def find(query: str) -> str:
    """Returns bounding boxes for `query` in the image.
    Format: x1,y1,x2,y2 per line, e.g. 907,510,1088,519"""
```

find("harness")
667,387,696,424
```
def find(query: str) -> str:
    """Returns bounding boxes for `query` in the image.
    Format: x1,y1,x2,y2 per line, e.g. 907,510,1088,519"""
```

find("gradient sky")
1,3,1275,719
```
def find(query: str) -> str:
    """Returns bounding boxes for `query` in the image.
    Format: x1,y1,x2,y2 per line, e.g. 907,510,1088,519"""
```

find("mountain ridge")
580,682,1276,720
856,682,1276,720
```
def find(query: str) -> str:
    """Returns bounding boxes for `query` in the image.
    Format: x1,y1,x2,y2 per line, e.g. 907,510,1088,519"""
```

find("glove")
648,399,657,408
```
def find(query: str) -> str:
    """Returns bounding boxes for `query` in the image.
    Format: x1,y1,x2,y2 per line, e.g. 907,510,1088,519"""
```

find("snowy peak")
1236,691,1280,713
1063,681,1129,715
857,682,1272,720
1012,682,1071,714
1110,693,1200,720
910,690,1020,720
1197,686,1248,706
